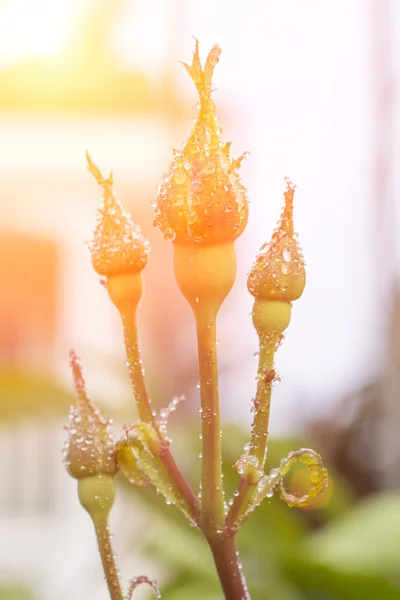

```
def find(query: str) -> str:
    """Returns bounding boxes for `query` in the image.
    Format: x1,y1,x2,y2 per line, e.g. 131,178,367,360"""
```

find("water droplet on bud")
163,228,176,242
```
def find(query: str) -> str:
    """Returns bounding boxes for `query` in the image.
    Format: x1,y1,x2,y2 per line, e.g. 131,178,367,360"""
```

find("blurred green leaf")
304,492,400,576
0,583,37,599
0,367,74,420
285,559,400,600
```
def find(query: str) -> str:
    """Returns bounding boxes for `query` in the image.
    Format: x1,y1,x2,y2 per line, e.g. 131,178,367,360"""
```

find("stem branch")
121,310,201,523
121,311,157,425
226,344,275,529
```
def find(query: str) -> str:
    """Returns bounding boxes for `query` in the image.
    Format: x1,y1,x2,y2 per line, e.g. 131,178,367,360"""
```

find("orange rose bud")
87,152,150,277
248,178,306,302
153,40,249,245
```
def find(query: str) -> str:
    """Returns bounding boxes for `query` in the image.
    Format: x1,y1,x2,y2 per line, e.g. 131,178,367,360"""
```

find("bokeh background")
1,0,400,598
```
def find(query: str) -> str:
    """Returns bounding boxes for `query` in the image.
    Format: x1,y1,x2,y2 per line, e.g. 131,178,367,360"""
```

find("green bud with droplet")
252,299,292,339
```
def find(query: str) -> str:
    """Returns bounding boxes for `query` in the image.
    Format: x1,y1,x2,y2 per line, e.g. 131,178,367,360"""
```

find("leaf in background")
0,583,37,599
284,559,400,600
0,368,74,420
304,491,400,576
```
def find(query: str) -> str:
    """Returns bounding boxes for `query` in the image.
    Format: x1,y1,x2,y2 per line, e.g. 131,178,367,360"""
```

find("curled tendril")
126,576,161,599
257,448,328,508
235,448,328,529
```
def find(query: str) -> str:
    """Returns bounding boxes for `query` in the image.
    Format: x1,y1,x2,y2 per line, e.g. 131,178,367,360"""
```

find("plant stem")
195,308,225,536
121,309,201,523
225,478,256,532
226,344,275,530
121,310,157,425
249,345,275,466
208,534,250,600
93,518,123,600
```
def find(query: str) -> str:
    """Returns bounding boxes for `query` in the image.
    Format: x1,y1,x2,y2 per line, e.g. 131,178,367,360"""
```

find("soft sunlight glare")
0,0,78,68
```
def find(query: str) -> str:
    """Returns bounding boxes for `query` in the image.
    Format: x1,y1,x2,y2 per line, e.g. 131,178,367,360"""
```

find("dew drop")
283,248,292,262
173,169,187,185
163,228,176,242
281,264,289,275
246,455,259,468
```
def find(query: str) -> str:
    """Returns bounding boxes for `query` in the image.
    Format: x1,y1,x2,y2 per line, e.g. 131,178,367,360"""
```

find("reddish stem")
208,534,250,600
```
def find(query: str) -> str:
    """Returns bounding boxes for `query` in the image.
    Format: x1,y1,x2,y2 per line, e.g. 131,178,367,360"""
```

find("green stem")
121,309,201,523
225,478,257,532
208,534,250,600
196,308,224,536
249,345,275,466
226,344,275,530
121,310,157,425
93,518,123,600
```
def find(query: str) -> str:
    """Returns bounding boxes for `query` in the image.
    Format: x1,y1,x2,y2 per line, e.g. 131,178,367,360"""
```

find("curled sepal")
87,152,150,277
64,351,118,479
124,423,197,526
127,576,161,599
181,38,221,99
256,448,328,508
116,440,151,487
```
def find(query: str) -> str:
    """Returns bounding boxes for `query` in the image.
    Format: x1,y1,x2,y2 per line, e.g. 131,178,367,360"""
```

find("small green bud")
235,456,263,485
252,299,291,338
116,440,151,487
64,351,118,479
78,475,115,522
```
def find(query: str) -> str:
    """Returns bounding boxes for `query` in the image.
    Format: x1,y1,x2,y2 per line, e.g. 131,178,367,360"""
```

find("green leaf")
285,559,400,600
0,368,74,420
0,583,37,599
304,492,400,576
